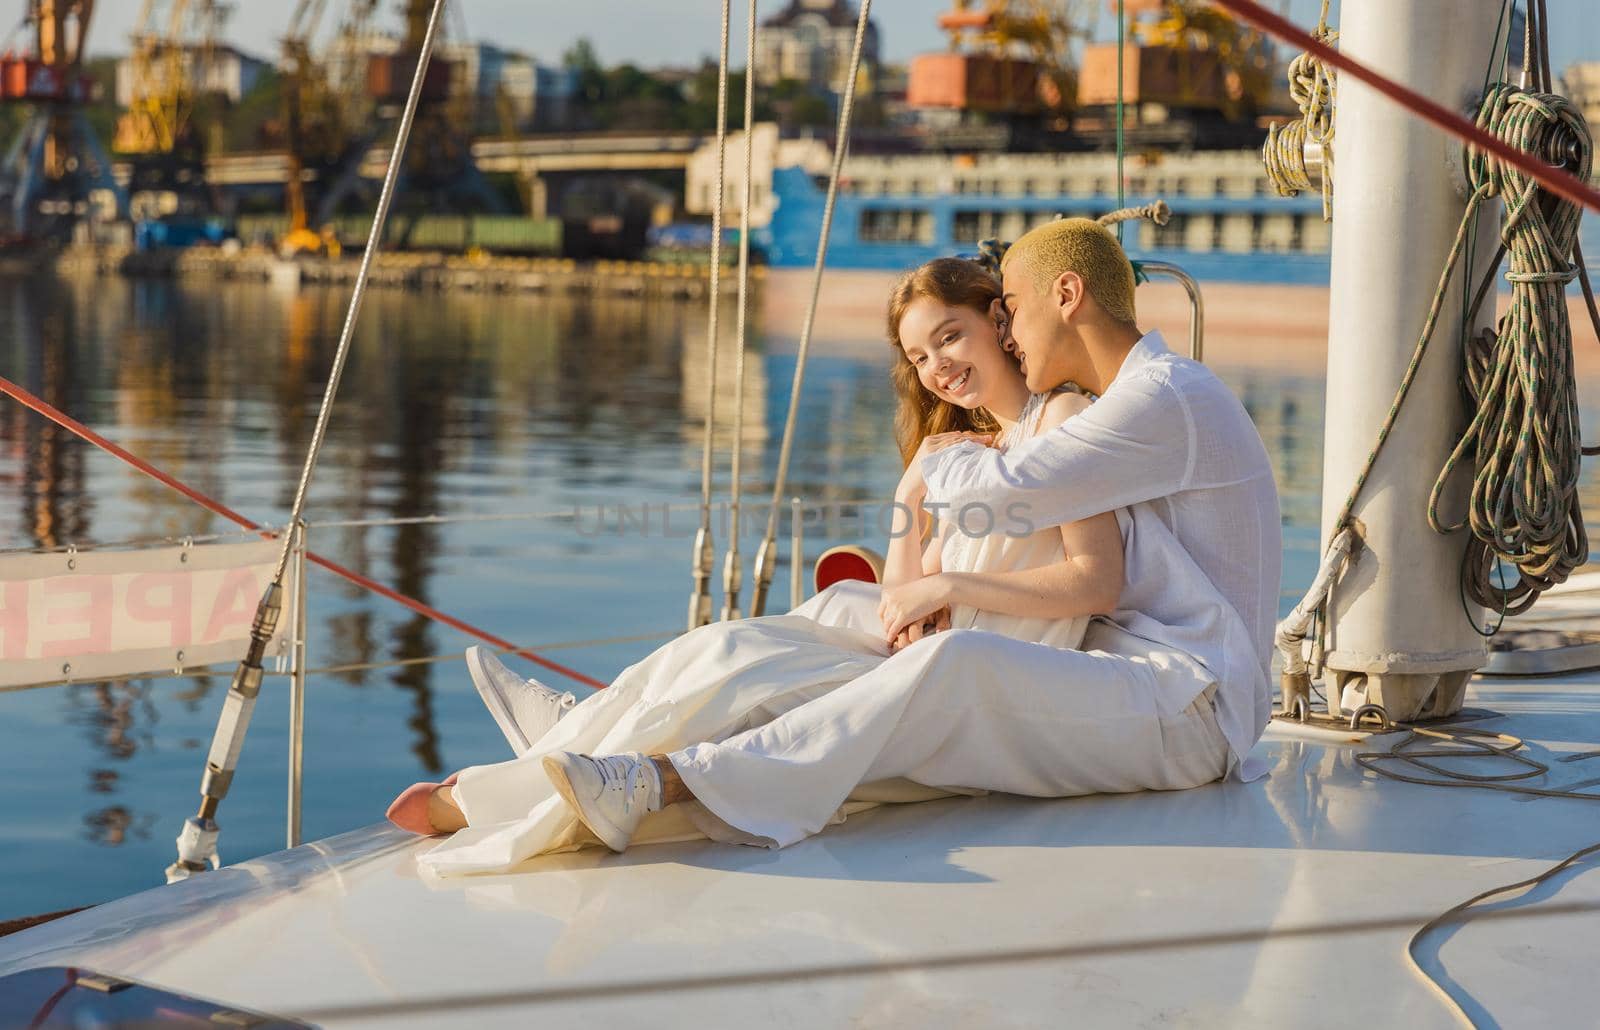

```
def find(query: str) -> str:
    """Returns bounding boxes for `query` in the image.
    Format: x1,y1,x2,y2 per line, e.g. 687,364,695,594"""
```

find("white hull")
4,671,1598,1026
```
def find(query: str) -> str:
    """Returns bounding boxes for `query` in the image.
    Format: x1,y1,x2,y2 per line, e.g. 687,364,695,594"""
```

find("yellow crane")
113,0,226,158
278,0,380,255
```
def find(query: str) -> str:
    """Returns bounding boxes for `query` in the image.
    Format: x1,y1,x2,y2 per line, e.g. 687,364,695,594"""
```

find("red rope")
0,375,608,690
1212,0,1600,217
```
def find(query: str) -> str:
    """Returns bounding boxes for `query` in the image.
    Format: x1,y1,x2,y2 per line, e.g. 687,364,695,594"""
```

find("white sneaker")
541,751,662,852
466,645,577,754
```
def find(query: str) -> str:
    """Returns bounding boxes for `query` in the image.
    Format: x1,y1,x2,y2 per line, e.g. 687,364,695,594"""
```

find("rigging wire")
1395,5,1600,1022
161,0,598,882
1408,839,1600,1030
721,0,760,622
1452,0,1516,637
1113,0,1125,244
748,0,874,617
687,0,735,631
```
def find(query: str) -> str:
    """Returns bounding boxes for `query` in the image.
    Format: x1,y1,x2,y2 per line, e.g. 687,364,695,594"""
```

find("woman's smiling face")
896,295,1020,410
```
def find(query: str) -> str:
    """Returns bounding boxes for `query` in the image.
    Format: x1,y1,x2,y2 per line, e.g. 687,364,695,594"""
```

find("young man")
419,219,1281,858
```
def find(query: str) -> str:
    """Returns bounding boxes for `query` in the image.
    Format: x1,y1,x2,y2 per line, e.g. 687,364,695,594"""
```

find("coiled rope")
1289,81,1593,660
1262,0,1335,219
1429,84,1593,614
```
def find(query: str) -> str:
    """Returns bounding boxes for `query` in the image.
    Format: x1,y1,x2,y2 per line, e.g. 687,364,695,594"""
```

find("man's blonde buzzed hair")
1001,217,1138,326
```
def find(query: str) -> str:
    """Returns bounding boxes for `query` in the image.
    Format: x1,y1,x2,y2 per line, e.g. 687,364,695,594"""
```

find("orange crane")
0,0,127,238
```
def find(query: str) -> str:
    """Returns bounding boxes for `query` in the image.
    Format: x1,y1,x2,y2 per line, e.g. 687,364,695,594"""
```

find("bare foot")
428,784,467,832
650,755,696,806
386,782,467,835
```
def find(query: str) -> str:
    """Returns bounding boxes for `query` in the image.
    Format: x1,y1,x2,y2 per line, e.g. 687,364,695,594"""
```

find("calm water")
0,253,1596,920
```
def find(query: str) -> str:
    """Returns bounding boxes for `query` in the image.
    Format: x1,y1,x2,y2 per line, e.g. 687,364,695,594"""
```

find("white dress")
938,388,1089,650
420,393,1122,876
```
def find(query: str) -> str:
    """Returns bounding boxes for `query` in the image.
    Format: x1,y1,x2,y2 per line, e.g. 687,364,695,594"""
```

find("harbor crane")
1079,0,1274,122
0,0,127,239
113,0,231,215
274,0,382,255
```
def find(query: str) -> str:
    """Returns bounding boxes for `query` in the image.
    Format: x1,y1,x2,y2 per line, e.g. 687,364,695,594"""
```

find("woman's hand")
889,607,951,653
897,431,994,503
878,574,955,647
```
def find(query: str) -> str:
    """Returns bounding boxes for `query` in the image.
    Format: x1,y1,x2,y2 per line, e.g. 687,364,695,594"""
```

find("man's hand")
879,574,955,646
896,431,994,504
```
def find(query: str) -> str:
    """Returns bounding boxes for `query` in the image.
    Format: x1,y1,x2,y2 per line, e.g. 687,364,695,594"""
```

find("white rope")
1274,526,1355,678
721,0,760,622
749,0,874,617
688,0,734,631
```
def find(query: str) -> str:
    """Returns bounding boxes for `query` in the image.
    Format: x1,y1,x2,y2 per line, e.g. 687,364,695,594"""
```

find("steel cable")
721,0,759,622
687,0,734,631
749,0,874,616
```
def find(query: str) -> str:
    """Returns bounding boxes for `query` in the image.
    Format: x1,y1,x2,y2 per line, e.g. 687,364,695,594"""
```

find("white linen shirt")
919,330,1282,773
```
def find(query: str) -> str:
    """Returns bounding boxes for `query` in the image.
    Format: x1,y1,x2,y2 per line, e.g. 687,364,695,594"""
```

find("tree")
563,38,606,107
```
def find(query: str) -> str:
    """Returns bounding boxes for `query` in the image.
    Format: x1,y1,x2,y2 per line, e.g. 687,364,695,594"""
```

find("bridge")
200,131,708,215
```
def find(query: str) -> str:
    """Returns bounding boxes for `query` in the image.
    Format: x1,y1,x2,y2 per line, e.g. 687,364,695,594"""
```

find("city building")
319,34,576,134
684,123,829,227
447,42,576,133
754,0,880,94
115,43,271,106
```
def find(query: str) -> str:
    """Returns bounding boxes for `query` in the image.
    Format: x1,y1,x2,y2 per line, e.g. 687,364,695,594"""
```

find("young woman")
391,257,1127,871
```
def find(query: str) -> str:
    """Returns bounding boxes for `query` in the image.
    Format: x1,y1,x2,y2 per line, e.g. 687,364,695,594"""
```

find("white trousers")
672,582,1230,848
420,581,1227,875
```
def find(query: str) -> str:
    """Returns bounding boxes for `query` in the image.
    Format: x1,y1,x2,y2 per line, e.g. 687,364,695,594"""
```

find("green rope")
1431,85,1592,613
1114,0,1125,245
1328,84,1592,619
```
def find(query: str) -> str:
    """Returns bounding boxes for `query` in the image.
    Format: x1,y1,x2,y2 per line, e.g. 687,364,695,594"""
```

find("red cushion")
814,550,880,591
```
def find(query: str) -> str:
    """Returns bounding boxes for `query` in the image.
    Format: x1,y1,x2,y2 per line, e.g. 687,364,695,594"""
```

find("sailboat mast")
1318,0,1506,721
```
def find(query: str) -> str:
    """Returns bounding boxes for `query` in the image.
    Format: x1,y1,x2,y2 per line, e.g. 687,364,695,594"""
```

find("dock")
34,245,759,300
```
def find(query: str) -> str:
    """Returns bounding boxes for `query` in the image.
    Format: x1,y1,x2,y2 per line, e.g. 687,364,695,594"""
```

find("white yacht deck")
2,672,1597,1027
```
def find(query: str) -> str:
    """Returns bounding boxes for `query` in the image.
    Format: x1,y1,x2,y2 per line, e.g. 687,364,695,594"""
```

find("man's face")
1000,261,1071,393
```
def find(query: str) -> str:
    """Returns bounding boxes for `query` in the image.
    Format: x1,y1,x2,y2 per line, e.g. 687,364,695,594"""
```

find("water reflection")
67,681,159,846
6,266,1600,921
9,277,91,549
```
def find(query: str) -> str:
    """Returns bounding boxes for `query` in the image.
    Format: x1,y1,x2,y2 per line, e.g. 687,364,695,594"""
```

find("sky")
84,1,1593,78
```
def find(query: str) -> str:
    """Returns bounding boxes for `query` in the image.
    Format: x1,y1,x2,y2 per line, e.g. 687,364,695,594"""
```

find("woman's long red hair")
885,257,1016,469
